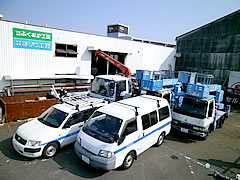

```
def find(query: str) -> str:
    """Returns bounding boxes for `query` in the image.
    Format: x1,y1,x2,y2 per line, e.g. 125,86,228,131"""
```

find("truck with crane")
171,72,230,139
91,49,177,102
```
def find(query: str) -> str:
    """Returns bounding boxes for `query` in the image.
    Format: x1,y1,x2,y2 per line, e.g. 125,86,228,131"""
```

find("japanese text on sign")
13,28,52,51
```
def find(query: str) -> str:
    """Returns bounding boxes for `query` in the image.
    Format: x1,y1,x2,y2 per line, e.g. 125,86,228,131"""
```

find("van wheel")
42,142,59,158
122,151,135,170
156,132,165,147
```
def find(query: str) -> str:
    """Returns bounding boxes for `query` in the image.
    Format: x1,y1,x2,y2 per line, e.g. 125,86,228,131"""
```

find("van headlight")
27,140,41,147
77,136,81,145
98,150,114,158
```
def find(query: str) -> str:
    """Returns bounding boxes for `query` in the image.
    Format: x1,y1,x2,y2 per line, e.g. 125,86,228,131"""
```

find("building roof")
0,19,175,47
176,9,240,41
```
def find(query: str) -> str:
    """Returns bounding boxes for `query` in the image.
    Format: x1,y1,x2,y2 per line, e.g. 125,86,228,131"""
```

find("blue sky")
0,0,239,44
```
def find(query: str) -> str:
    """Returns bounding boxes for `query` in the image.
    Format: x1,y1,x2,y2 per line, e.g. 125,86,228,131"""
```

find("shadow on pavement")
199,157,240,177
0,137,34,161
166,130,199,143
53,144,107,178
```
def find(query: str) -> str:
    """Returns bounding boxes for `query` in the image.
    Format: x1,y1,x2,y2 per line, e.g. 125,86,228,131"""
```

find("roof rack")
116,102,140,116
140,96,161,108
62,94,106,109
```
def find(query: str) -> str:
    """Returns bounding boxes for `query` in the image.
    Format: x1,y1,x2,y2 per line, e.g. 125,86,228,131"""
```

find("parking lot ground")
0,112,239,180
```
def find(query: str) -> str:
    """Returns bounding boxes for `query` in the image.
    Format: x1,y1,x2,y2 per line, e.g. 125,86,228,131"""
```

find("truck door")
61,108,96,146
207,100,214,129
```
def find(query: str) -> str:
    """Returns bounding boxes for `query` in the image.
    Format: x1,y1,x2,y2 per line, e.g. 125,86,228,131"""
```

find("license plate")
180,128,188,133
82,155,90,164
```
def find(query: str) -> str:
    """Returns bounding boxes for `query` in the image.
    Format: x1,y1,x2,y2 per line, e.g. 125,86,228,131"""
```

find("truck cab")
90,75,132,102
172,95,215,138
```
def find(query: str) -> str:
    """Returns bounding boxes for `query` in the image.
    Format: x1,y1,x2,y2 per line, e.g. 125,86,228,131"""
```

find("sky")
0,0,239,44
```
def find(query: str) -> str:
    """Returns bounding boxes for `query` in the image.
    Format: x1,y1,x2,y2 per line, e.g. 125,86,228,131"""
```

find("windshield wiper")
98,134,112,143
84,128,98,137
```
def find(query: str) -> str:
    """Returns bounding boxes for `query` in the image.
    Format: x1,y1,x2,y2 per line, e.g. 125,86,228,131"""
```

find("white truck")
90,49,175,102
12,94,108,158
171,72,230,139
172,95,228,139
74,95,172,170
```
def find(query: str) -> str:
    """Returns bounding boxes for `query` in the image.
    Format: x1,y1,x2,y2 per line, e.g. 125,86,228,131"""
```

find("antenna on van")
117,102,139,116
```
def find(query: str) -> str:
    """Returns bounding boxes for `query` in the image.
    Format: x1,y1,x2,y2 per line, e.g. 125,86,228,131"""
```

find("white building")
0,20,176,95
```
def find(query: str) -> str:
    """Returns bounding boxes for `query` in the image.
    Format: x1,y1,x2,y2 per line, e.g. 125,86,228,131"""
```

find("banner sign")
224,88,240,107
13,28,52,51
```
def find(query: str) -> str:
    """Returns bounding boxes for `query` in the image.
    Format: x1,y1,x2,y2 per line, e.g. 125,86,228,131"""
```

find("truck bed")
216,110,226,121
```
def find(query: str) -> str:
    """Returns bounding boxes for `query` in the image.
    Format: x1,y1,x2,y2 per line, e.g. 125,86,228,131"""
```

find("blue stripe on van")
114,121,171,154
40,130,80,146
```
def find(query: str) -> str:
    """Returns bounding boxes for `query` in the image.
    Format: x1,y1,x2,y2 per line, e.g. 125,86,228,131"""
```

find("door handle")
79,125,83,128
143,133,145,136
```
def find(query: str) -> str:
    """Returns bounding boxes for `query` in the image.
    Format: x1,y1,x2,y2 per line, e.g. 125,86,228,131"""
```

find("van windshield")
83,111,122,143
38,107,68,128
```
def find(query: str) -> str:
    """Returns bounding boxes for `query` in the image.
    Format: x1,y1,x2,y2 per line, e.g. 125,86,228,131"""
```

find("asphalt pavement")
0,112,239,180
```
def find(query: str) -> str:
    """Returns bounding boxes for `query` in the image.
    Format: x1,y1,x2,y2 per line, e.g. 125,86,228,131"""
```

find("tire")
42,142,59,158
218,117,225,128
155,132,165,147
122,151,135,170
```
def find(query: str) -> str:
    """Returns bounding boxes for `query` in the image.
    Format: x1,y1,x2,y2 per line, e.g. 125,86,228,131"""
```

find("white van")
74,95,172,170
12,95,107,158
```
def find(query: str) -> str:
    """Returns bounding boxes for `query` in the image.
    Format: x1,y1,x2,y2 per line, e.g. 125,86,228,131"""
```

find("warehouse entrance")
91,51,126,76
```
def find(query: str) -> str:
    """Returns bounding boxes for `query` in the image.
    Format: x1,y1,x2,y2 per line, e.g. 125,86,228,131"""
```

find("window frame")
158,106,170,121
141,110,158,130
64,107,97,127
55,43,78,58
121,118,138,137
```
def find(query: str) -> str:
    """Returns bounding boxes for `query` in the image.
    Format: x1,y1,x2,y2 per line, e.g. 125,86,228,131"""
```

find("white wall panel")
0,20,175,92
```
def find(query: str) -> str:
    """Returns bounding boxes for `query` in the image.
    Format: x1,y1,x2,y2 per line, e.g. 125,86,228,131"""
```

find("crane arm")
95,49,131,77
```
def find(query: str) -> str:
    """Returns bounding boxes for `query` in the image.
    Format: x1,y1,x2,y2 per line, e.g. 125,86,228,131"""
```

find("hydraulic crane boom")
95,49,131,77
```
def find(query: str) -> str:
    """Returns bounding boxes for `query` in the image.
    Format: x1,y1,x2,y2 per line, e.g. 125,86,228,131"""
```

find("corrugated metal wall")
175,10,240,86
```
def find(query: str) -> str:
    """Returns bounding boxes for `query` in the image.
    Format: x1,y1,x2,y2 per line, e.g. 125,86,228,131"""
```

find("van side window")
65,108,96,126
123,119,137,136
141,110,158,130
158,106,170,121
83,107,97,120
150,111,158,126
142,114,150,130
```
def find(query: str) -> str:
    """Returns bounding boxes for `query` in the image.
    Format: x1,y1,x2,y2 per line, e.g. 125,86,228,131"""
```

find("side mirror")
63,124,70,129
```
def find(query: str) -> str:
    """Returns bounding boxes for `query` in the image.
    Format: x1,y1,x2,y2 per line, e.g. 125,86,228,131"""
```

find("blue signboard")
13,28,52,51
13,38,52,51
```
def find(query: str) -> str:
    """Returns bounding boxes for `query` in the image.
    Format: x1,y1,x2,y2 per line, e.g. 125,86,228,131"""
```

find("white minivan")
74,95,172,170
12,96,107,158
